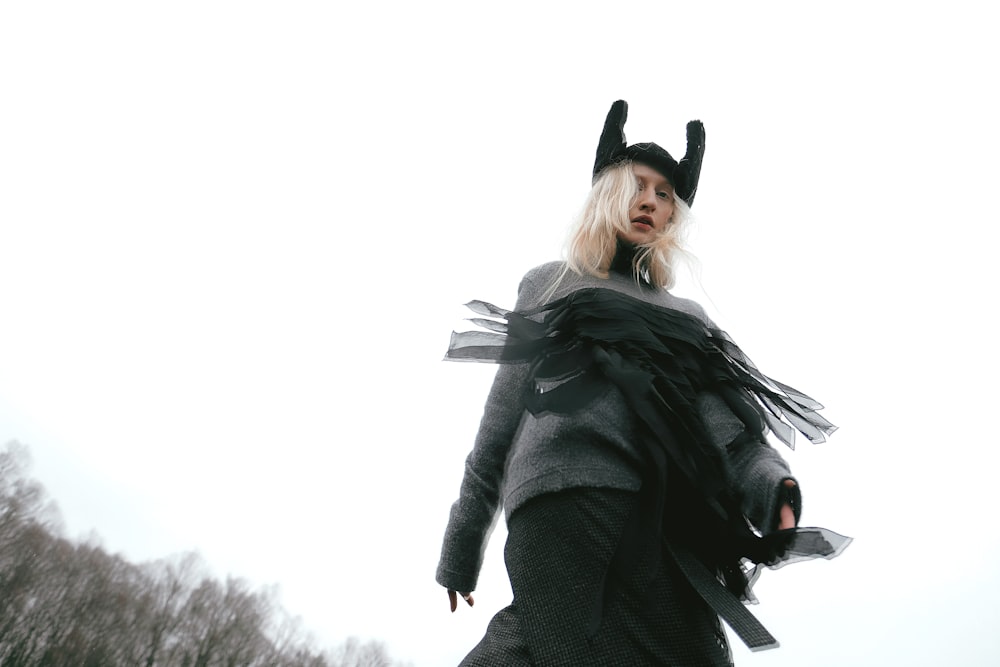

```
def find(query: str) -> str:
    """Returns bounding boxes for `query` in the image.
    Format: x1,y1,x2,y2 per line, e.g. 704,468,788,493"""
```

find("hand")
777,479,797,530
448,589,474,612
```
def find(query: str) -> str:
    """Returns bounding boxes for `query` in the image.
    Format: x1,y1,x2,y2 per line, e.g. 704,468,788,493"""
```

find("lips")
631,215,654,229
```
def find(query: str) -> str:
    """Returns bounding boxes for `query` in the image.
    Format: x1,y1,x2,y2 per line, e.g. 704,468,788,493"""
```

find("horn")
677,120,706,205
593,100,628,176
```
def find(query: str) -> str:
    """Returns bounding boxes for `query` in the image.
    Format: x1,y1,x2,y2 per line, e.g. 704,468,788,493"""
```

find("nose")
637,187,657,211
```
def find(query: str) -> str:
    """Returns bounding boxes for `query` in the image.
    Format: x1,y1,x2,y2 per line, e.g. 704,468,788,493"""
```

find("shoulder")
519,261,565,289
514,261,566,306
659,292,715,326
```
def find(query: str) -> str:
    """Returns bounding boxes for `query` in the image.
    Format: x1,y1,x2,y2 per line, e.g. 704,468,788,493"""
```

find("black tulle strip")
447,288,850,648
449,288,836,449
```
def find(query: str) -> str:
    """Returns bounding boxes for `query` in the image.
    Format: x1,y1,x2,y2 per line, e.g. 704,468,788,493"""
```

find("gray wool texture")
436,262,798,594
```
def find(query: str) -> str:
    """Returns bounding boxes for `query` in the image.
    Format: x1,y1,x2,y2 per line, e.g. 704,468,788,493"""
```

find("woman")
437,100,848,666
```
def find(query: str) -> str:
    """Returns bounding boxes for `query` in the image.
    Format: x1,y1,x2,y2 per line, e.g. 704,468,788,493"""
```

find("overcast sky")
1,2,997,665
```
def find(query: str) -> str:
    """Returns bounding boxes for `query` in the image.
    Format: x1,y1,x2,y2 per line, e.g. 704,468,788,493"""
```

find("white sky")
1,2,997,665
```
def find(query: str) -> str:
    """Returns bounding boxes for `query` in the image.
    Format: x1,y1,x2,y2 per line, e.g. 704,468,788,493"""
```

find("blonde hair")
563,160,690,290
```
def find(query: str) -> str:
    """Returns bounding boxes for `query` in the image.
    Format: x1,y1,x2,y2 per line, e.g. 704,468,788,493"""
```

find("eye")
656,191,670,200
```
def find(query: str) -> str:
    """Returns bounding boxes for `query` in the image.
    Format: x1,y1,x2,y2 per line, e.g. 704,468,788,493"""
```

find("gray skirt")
460,488,733,667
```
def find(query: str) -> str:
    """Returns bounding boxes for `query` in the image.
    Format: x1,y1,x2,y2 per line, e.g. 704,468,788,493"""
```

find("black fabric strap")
666,542,779,651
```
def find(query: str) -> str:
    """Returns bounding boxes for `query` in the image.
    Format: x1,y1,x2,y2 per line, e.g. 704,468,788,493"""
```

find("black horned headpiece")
592,100,705,206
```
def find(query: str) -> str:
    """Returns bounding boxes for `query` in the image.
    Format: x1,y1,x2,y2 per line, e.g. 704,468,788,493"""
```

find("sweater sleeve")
685,301,801,535
435,268,551,593
696,384,801,535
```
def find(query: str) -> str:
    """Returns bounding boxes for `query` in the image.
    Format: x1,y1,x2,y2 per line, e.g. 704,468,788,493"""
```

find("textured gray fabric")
697,391,800,533
461,489,733,667
436,261,797,595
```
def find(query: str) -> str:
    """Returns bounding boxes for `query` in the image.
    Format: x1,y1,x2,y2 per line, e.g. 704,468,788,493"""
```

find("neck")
610,239,653,287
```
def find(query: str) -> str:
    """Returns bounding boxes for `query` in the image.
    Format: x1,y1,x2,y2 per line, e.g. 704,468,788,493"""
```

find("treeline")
0,442,410,667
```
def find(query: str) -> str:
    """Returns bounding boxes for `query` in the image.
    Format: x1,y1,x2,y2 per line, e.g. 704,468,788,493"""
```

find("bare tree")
0,441,413,667
328,637,398,667
138,552,202,667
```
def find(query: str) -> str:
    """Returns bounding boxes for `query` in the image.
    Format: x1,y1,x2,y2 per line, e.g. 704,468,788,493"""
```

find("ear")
593,100,629,175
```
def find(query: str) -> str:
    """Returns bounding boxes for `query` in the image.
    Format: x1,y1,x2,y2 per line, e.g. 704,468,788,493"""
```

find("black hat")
592,100,705,206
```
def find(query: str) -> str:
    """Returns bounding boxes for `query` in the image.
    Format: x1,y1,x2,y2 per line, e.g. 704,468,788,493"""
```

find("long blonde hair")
563,160,690,290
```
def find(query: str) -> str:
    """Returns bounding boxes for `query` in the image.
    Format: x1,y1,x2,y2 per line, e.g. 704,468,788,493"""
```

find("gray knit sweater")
436,261,799,594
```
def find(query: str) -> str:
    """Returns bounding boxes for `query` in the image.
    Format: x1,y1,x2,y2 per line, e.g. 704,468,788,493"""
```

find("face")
618,162,676,246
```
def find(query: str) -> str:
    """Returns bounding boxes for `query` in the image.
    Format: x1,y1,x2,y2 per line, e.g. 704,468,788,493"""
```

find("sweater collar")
609,239,654,288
